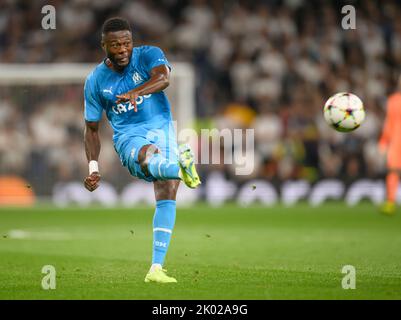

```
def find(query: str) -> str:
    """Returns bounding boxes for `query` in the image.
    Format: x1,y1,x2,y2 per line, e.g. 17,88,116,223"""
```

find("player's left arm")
115,65,170,111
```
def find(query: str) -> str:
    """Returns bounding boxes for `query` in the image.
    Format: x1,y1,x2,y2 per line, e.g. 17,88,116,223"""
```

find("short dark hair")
102,17,131,34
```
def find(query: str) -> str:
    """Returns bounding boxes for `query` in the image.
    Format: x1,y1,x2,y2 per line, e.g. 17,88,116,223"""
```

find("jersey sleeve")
84,74,103,122
141,46,172,74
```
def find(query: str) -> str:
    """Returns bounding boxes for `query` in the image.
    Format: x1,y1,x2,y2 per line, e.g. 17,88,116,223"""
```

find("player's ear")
101,34,107,51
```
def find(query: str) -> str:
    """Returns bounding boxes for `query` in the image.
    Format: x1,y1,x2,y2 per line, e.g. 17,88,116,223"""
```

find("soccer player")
83,17,201,283
378,75,401,215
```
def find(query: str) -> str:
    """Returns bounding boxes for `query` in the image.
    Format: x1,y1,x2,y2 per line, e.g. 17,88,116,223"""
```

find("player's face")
102,30,133,70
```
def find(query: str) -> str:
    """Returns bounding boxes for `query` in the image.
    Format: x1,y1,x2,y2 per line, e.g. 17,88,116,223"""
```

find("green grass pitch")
0,203,401,300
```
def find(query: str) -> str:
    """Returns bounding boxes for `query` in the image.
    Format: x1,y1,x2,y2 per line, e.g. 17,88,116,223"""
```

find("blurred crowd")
0,0,400,196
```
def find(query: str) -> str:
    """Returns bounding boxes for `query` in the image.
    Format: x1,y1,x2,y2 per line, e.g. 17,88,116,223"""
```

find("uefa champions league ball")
323,92,365,132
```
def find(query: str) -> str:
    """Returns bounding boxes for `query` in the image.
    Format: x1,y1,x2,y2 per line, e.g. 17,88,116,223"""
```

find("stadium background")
0,0,400,206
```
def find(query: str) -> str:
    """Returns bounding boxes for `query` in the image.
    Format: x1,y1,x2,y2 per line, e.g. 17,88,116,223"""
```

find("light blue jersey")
84,45,178,181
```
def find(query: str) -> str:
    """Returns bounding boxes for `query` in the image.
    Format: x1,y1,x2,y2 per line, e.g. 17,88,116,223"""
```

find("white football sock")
150,263,162,272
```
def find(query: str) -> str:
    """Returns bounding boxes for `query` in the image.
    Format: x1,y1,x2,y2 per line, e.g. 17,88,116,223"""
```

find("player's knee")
138,144,160,175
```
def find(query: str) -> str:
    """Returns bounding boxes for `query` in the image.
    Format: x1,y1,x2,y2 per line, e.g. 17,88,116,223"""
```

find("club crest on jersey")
132,72,143,84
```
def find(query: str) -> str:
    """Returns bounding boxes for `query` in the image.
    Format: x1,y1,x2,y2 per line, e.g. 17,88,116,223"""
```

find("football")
323,92,365,132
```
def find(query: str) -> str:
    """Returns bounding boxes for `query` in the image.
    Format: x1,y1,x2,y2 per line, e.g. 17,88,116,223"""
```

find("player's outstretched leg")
145,199,177,283
144,180,180,284
178,144,201,189
142,144,201,189
145,145,181,180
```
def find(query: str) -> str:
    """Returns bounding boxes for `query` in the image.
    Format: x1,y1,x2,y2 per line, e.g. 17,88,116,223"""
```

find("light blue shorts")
114,121,178,182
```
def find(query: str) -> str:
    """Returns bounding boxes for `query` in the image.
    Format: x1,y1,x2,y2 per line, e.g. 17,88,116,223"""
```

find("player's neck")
104,58,125,73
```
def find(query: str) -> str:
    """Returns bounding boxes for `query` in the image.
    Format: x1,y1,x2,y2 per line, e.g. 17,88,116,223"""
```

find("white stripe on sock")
153,228,172,234
158,159,168,178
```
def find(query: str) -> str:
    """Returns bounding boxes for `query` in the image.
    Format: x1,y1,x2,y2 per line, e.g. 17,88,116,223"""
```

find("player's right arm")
84,121,101,192
83,73,103,192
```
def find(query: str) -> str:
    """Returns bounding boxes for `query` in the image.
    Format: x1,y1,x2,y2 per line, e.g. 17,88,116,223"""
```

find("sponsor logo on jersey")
111,94,152,115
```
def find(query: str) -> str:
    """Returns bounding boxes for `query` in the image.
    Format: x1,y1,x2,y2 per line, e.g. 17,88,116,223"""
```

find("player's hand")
116,91,138,112
84,172,101,192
